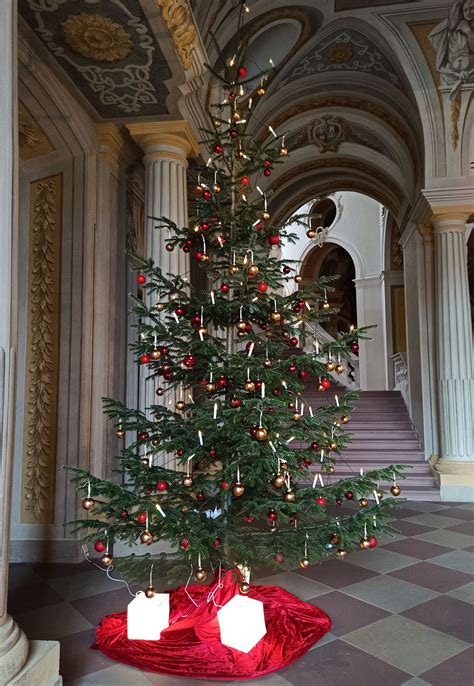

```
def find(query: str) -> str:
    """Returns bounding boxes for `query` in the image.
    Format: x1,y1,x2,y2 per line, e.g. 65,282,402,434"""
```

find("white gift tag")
127,591,170,640
217,594,266,653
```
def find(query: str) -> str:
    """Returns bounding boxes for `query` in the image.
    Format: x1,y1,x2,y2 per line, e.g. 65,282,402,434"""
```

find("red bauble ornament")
120,510,129,520
246,515,255,524
200,222,209,231
258,282,268,292
160,346,170,356
293,305,301,313
196,491,205,502
299,370,310,380
351,342,359,353
179,537,190,550
176,448,185,457
322,378,331,389
216,376,228,388
220,480,230,490
317,496,327,506
183,355,196,368
249,426,258,438
274,552,285,564
156,481,168,492
213,537,222,548
254,379,263,390
245,322,252,332
303,458,312,467
163,370,174,380
267,509,278,521
94,540,106,553
241,175,250,185
288,363,297,372
230,398,241,408
345,491,354,500
310,441,320,451
194,250,204,261
264,160,271,167
140,353,151,364
273,388,281,396
183,245,190,253
336,498,342,507
137,512,147,525
202,189,212,201
261,322,268,330
369,536,378,549
145,487,153,496
289,337,299,347
220,283,230,293
263,168,271,177
209,449,217,458
237,65,248,78
136,274,146,285
175,306,184,316
229,129,238,139
138,431,149,441
268,235,280,246
283,265,291,274
214,144,223,154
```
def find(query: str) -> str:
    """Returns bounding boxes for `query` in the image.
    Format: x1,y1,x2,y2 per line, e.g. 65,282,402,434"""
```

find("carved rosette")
22,175,62,524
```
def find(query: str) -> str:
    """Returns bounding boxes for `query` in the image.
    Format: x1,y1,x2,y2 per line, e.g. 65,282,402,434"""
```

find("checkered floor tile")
8,502,473,685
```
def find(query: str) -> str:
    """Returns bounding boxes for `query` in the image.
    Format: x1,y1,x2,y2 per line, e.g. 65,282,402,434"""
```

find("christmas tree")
68,6,407,592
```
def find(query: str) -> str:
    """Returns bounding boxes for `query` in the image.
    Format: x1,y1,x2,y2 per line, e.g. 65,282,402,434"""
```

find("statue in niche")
429,0,474,98
307,114,348,153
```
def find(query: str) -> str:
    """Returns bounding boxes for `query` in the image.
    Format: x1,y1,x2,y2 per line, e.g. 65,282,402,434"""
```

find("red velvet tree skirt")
93,570,331,680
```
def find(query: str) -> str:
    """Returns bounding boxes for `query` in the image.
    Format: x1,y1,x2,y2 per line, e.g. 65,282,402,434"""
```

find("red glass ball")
138,431,149,441
202,190,212,201
288,364,297,372
94,540,106,553
283,265,291,274
273,388,281,396
217,376,228,388
264,160,271,167
351,342,359,353
322,378,331,389
136,274,146,285
209,449,217,458
220,283,230,293
293,304,301,313
274,552,285,564
246,515,255,524
196,491,205,502
303,458,312,467
290,337,299,347
160,346,170,356
163,371,173,380
245,322,252,332
258,282,268,292
254,380,263,390
213,537,222,548
263,168,271,177
137,512,147,525
249,426,258,438
369,536,378,549
140,353,150,364
229,129,238,139
237,66,248,78
200,222,209,231
214,145,223,154
317,496,327,506
345,491,354,500
183,245,190,253
156,481,168,492
220,480,230,490
310,442,319,451
120,510,129,520
299,369,309,380
267,510,278,521
179,537,190,550
241,175,250,185
268,235,280,246
194,250,204,261
336,498,342,507
175,306,184,316
176,448,185,457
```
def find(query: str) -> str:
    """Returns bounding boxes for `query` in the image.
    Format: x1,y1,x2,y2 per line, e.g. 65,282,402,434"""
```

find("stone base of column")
7,641,61,686
0,615,28,684
430,457,474,502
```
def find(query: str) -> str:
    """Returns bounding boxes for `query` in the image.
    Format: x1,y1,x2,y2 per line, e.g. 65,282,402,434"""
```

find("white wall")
282,192,389,390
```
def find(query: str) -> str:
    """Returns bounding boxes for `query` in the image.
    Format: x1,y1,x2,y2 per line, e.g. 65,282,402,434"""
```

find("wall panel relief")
21,174,62,525
18,100,54,161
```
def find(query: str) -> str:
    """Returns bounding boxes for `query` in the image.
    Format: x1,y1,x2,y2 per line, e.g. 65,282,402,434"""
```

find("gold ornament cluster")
61,13,133,62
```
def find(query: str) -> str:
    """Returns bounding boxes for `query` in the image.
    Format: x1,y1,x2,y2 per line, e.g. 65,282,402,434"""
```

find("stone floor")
8,501,474,685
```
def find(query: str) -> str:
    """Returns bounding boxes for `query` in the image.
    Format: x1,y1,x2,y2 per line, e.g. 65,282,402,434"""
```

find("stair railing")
301,323,360,389
392,352,409,407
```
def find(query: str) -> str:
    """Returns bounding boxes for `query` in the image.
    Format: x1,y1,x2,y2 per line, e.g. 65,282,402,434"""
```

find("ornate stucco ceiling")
18,0,172,118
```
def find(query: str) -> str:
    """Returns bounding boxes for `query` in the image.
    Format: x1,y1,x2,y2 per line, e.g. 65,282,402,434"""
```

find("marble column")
431,211,474,500
126,122,199,466
0,2,60,683
354,275,388,391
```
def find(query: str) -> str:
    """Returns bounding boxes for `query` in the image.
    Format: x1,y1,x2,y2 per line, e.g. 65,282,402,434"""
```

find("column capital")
417,223,434,242
96,123,137,170
125,120,199,164
431,209,470,233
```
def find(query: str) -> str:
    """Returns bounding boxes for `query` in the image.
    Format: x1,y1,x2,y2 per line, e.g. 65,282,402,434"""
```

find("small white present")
127,591,170,640
217,594,266,653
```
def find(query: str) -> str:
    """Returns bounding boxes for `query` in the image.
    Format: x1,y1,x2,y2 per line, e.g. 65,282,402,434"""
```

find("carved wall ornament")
429,1,474,99
390,226,404,269
157,0,197,70
126,163,145,255
18,112,40,151
61,13,133,62
451,93,462,150
307,114,348,153
22,174,62,524
19,1,171,117
18,100,54,161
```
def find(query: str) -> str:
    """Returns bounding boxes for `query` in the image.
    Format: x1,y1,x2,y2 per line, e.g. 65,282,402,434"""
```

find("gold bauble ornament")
151,438,160,447
294,275,302,284
279,145,288,156
145,585,156,598
194,567,207,582
214,119,221,128
330,441,338,451
293,412,302,422
200,253,209,262
273,473,285,488
327,464,335,474
239,581,250,594
236,320,247,331
256,427,268,441
161,364,171,373
264,359,273,368
269,521,278,533
244,381,255,392
156,387,165,396
390,485,401,496
375,490,384,500
299,557,310,569
261,210,270,221
341,415,350,424
335,549,347,559
330,533,341,545
280,460,289,471
335,364,344,374
155,303,165,311
359,498,369,508
283,332,291,339
82,497,95,511
232,482,245,497
326,361,336,372
101,553,113,566
140,457,150,466
213,184,221,193
284,489,296,502
176,400,185,411
270,312,281,322
322,300,330,310
248,264,259,277
359,538,371,550
140,529,153,544
165,243,174,252
237,331,246,338
116,428,125,439
257,86,266,96
205,382,216,393
182,475,193,488
233,111,241,121
229,264,240,274
306,228,317,239
151,348,161,360
198,326,208,336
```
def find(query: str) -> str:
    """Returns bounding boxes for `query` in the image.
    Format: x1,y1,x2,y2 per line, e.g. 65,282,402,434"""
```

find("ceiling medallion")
326,43,353,64
61,13,133,62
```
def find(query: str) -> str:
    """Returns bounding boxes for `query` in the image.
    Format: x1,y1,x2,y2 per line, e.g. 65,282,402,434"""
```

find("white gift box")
217,594,267,653
127,591,170,640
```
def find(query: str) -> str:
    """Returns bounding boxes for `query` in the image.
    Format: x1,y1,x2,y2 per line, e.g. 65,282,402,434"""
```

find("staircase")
301,385,440,501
